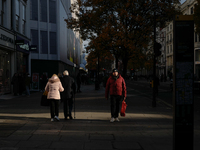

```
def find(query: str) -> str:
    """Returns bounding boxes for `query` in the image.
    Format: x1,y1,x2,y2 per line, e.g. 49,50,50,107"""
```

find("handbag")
40,91,49,106
120,100,127,117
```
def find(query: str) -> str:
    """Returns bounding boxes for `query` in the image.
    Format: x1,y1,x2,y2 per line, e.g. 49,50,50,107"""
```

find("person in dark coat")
76,73,81,93
11,73,19,96
60,70,76,120
105,69,127,123
25,73,31,97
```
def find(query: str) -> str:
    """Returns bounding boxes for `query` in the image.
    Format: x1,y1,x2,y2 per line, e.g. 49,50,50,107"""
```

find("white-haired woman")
45,74,64,121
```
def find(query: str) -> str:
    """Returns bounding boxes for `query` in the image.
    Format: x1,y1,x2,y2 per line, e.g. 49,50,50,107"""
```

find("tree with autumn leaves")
65,0,180,77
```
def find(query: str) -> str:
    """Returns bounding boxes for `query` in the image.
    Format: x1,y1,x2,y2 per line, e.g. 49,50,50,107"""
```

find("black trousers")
50,99,60,118
110,95,121,118
63,98,73,119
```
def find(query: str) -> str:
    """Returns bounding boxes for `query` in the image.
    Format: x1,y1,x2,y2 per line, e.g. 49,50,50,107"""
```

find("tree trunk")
115,57,118,69
122,58,128,78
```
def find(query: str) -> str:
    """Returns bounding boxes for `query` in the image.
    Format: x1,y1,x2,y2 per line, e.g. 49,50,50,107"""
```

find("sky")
180,0,186,4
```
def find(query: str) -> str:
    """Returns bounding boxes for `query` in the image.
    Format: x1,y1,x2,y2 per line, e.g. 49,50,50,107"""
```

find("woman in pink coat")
45,74,64,121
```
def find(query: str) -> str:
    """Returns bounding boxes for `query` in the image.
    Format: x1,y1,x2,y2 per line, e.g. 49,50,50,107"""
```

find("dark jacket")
105,74,127,99
60,75,76,99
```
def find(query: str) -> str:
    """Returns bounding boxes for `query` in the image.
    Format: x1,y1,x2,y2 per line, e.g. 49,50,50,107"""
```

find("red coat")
105,74,127,99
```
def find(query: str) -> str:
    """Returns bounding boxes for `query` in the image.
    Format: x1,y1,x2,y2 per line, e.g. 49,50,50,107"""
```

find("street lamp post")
152,11,157,107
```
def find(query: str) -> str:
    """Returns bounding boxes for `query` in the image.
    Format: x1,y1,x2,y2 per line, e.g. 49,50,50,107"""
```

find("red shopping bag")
120,100,127,117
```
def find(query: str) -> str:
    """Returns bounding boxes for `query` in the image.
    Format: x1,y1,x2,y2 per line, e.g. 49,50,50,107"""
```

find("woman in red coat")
105,69,127,122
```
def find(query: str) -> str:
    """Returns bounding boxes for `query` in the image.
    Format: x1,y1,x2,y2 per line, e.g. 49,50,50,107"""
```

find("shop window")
0,50,11,94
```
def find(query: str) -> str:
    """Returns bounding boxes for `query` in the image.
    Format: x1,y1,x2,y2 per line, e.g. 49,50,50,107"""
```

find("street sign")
173,15,194,150
30,45,37,51
15,40,24,45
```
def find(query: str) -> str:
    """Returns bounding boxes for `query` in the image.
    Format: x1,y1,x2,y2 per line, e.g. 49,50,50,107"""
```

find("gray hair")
63,70,69,76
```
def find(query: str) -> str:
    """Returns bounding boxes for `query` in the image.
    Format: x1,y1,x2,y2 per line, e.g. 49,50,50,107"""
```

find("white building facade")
165,0,200,80
29,0,83,84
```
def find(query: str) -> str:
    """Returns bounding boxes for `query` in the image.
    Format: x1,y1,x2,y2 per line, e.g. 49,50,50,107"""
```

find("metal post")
152,11,156,107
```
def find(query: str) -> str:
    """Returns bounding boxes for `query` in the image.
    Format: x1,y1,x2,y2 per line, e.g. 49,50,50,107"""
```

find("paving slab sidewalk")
0,84,199,150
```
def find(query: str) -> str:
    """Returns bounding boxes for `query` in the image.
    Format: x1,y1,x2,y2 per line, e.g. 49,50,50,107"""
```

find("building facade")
0,0,83,94
165,22,174,80
29,0,83,90
165,0,199,80
0,0,30,95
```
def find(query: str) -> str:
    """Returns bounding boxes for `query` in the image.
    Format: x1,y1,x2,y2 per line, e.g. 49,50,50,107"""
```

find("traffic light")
154,42,162,57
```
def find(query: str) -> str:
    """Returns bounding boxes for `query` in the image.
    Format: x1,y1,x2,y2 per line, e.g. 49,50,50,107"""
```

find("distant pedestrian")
76,73,81,93
18,73,25,95
11,73,19,96
60,70,76,120
154,76,160,95
58,73,62,79
40,73,48,92
25,73,31,97
45,74,64,122
105,69,127,123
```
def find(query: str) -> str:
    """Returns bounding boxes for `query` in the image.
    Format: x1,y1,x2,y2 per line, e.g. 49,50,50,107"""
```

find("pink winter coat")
45,76,64,100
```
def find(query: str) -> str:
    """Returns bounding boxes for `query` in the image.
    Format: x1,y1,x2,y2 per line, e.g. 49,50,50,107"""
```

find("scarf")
113,75,119,81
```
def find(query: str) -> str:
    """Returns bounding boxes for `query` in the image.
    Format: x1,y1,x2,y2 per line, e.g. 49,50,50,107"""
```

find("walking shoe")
51,118,54,122
54,116,60,121
110,117,115,123
115,118,120,122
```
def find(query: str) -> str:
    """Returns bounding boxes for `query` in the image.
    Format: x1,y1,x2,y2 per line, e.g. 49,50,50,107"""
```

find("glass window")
167,46,169,54
22,4,26,20
22,5,26,34
16,0,20,31
170,45,172,53
191,7,193,14
195,32,198,42
16,16,19,31
40,31,48,54
49,0,56,23
22,21,26,34
40,0,47,22
31,29,39,53
1,0,6,26
170,34,172,41
16,0,20,16
199,34,200,42
0,50,11,94
50,32,57,54
30,0,38,20
196,50,200,61
170,24,172,30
